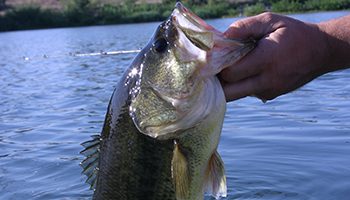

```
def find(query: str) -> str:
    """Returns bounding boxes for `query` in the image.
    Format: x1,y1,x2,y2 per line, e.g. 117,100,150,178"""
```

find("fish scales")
81,2,255,200
93,65,177,200
96,116,176,199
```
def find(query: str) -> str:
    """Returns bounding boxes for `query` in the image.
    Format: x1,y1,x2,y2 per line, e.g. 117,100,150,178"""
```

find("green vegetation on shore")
0,0,350,32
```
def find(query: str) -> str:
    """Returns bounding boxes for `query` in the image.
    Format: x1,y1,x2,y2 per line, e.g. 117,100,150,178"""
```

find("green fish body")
81,2,255,200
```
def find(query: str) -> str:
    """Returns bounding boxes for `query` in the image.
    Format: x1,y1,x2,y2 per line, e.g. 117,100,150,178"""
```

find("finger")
219,47,261,83
221,75,264,102
219,38,275,83
224,12,286,40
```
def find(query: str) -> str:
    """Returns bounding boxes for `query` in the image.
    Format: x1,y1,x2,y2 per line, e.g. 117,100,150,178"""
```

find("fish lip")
135,79,202,139
142,126,182,140
132,3,228,140
137,76,221,141
147,9,207,101
173,2,215,32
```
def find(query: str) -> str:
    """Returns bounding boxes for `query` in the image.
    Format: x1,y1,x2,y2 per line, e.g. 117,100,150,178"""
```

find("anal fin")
204,150,227,199
171,140,190,200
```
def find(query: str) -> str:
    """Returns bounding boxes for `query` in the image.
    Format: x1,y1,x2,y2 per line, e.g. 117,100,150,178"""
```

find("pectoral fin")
171,141,190,200
204,150,227,199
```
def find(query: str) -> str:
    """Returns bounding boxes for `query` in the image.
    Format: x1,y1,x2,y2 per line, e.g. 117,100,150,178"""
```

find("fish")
81,2,255,200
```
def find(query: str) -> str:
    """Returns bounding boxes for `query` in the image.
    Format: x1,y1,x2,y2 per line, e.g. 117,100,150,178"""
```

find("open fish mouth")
171,2,256,76
81,3,254,200
171,2,216,53
173,2,216,34
129,2,255,140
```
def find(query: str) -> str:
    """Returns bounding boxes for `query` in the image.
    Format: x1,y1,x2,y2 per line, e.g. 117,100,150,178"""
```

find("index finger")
224,12,286,40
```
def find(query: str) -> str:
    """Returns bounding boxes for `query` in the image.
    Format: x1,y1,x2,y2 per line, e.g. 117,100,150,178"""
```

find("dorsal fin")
204,150,227,199
171,140,190,200
80,135,101,190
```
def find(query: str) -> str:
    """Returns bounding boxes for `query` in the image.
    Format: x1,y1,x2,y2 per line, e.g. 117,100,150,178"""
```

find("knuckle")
233,20,247,30
260,12,275,22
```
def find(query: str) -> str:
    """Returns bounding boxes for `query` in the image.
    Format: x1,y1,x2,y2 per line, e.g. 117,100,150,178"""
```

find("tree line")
0,0,349,32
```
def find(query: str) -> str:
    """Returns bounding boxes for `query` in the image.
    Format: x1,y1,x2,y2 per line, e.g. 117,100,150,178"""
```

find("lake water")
1,10,350,200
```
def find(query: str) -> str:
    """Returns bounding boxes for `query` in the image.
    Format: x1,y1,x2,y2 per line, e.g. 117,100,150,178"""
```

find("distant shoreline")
1,0,350,32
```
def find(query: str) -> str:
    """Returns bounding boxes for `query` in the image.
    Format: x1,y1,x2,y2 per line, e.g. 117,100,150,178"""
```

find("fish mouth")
174,2,215,33
139,77,216,141
173,2,256,75
144,3,211,102
135,3,219,139
131,3,255,140
171,2,216,52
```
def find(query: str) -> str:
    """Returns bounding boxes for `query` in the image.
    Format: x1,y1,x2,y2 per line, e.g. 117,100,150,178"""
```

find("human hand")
219,12,330,102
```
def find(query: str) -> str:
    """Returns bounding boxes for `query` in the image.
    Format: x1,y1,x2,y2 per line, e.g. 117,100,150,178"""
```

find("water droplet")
130,68,138,77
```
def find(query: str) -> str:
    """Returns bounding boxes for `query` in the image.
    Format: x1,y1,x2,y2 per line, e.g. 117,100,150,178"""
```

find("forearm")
318,15,350,73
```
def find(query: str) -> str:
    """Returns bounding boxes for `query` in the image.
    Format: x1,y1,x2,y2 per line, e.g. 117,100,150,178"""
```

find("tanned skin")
220,13,350,102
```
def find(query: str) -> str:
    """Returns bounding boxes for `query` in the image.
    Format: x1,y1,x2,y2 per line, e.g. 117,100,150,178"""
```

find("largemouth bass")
81,2,255,200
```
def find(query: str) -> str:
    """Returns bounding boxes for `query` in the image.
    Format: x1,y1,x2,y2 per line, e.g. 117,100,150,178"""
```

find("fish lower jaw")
139,77,223,141
138,123,190,140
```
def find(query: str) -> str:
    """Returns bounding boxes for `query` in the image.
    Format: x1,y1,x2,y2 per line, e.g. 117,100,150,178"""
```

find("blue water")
1,11,350,199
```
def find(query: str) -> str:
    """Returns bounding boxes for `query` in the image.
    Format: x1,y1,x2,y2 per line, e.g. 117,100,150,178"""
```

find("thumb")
224,12,285,40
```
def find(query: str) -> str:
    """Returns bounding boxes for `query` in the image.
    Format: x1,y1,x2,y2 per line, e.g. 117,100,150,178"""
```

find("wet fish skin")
81,2,255,200
92,52,177,200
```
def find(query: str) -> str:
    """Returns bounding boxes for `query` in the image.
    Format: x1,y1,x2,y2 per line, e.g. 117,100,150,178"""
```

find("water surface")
1,11,350,199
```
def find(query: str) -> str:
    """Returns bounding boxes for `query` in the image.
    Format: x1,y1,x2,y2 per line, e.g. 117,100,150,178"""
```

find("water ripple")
1,11,350,200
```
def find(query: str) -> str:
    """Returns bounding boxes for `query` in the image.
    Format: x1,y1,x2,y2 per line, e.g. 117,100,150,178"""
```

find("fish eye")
153,38,168,53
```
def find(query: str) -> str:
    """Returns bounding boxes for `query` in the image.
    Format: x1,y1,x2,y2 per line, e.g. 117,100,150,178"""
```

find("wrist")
299,22,332,80
314,22,333,75
317,16,350,72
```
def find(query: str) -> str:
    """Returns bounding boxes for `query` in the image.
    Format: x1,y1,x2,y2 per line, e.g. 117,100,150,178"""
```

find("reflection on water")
1,11,350,200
